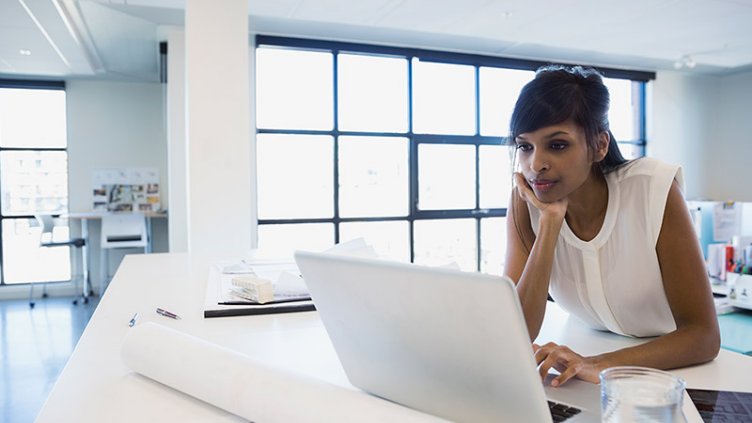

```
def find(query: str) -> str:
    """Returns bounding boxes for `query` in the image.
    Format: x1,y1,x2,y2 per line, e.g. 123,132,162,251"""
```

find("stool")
32,214,88,308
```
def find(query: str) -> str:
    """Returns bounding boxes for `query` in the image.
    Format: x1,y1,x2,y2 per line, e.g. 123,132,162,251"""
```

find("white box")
728,273,752,310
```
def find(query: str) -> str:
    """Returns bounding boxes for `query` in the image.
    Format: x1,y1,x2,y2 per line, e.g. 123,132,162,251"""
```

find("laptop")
294,250,600,422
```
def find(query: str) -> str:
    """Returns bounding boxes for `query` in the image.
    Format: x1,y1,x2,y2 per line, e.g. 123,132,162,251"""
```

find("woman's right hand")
514,172,568,223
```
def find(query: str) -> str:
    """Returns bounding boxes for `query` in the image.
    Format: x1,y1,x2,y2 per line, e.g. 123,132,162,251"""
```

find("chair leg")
100,248,109,297
29,282,35,308
81,244,91,299
73,246,89,306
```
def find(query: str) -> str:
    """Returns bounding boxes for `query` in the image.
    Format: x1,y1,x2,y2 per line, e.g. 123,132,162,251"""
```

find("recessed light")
674,54,696,69
19,49,32,56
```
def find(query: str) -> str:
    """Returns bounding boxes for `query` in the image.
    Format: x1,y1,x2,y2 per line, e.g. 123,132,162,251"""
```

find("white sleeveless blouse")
528,157,683,337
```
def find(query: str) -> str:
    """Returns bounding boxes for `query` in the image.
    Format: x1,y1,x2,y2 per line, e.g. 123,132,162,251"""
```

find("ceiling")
1,0,751,82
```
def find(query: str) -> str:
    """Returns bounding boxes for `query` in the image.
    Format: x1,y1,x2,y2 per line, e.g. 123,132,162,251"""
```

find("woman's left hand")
533,342,603,386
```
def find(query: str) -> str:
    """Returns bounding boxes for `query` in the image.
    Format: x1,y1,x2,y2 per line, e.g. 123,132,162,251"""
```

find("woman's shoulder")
608,157,680,183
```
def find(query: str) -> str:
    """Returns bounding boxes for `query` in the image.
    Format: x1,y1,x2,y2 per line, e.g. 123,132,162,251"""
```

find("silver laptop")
294,250,600,422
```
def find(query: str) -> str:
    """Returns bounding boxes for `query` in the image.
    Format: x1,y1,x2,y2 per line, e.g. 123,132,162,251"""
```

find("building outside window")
254,37,651,275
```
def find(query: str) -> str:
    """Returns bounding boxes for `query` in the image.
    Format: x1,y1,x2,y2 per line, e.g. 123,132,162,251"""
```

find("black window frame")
255,35,654,271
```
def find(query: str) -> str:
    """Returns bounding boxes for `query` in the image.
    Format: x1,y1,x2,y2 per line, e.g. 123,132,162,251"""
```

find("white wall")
66,80,169,293
648,71,717,200
67,80,167,211
649,69,752,201
709,70,752,201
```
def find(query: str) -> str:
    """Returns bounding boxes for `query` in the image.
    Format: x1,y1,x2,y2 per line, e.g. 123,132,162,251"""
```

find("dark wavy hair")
509,65,627,173
508,65,629,253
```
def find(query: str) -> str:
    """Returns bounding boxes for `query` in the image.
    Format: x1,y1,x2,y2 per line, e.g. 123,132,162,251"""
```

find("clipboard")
203,263,315,318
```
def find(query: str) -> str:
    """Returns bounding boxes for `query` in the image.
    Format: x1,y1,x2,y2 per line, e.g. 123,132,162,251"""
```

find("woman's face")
514,121,603,203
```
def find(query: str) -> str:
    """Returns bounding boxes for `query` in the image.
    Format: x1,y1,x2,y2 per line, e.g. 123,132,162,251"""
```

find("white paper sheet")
713,202,741,242
121,322,448,423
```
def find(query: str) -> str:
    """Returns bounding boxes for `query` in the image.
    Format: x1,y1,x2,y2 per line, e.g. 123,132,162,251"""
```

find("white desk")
62,211,167,299
66,211,167,254
36,254,752,422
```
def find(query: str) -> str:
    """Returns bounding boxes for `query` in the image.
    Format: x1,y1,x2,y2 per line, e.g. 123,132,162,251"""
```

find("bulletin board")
92,168,161,212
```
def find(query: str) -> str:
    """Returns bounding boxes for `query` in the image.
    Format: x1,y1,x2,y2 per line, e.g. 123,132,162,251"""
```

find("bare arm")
504,173,567,340
537,181,720,386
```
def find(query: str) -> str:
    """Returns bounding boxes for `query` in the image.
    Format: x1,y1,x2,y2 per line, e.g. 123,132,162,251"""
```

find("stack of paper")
205,239,397,317
230,274,275,303
204,261,315,317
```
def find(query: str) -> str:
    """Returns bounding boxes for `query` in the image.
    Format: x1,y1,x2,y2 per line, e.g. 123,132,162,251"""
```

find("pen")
156,308,180,320
128,312,139,327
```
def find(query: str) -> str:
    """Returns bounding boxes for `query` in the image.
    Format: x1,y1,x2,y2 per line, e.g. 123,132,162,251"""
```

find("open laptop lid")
294,250,554,422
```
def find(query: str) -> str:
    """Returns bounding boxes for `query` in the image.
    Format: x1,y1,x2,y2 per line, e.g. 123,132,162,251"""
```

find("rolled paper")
121,322,447,423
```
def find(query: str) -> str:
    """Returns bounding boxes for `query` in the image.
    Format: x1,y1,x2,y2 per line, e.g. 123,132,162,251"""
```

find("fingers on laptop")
534,342,595,387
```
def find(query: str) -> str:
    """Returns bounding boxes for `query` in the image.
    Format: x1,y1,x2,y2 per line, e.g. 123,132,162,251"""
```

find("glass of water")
600,366,686,423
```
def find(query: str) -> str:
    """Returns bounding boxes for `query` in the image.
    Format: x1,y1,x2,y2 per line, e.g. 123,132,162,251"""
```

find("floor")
0,294,99,423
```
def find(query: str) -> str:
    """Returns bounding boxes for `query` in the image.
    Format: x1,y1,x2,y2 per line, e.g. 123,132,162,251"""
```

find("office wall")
67,80,167,212
709,70,752,201
66,80,169,293
648,71,717,200
649,69,752,202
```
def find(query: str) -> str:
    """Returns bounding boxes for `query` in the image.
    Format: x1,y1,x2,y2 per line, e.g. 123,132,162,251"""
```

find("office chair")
99,213,148,295
32,214,89,308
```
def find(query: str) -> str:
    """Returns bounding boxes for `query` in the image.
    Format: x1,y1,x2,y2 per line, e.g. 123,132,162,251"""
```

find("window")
603,77,646,158
0,81,71,285
255,37,652,273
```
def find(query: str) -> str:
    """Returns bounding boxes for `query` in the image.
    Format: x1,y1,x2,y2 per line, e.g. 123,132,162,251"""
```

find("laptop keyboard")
548,400,582,422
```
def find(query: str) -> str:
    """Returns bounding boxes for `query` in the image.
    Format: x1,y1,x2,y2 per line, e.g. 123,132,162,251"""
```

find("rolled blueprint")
121,322,447,423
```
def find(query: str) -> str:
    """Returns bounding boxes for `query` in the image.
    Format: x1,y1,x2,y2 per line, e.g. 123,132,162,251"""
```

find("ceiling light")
674,54,696,69
19,49,32,56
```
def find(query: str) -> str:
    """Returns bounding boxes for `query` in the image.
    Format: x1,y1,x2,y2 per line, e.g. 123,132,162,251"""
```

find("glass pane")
0,88,67,148
1,151,69,216
339,136,408,218
2,217,71,284
412,59,475,135
480,217,507,276
604,78,637,141
479,68,534,136
618,142,643,160
257,223,334,257
338,54,408,132
479,145,514,209
339,220,410,262
413,218,476,271
257,134,333,219
418,144,475,210
256,47,333,130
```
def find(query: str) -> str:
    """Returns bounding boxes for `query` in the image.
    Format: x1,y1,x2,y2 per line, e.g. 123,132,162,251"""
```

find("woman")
504,65,719,387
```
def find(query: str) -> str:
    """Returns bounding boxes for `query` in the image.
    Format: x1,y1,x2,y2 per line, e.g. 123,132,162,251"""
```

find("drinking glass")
600,366,686,423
